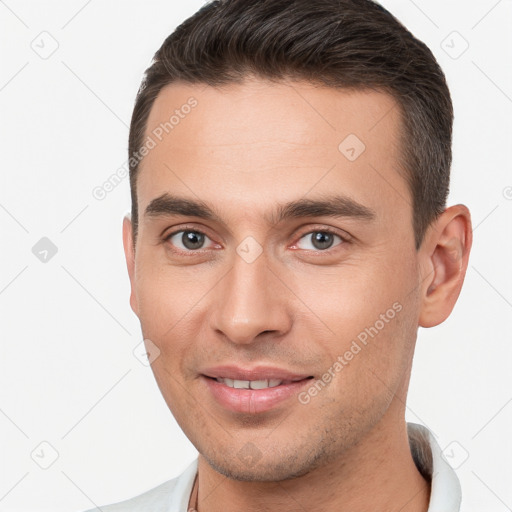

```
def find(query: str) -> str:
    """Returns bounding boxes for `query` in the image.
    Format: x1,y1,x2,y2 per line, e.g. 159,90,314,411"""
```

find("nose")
209,248,292,345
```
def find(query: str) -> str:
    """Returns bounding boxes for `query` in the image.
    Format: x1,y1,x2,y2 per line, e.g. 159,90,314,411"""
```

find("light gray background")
0,1,511,510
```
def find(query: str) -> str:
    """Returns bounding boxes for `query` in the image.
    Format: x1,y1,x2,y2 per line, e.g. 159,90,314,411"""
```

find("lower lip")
202,376,312,414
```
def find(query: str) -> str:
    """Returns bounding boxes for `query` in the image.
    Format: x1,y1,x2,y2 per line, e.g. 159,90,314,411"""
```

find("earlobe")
418,205,472,328
122,214,139,317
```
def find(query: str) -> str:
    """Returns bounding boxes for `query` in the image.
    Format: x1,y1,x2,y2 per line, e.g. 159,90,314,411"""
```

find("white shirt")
83,423,461,512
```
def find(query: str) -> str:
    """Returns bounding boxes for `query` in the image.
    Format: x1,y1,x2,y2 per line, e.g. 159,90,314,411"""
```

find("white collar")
408,423,462,511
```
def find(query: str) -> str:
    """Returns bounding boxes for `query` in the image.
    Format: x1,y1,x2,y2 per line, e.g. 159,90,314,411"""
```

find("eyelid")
163,224,221,252
291,225,353,246
163,223,215,240
162,224,353,253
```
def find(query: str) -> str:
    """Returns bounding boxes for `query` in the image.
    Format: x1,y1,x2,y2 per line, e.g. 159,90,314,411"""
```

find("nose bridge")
210,246,290,344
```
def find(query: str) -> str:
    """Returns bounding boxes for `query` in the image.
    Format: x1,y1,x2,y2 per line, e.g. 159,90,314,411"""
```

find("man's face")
125,79,424,480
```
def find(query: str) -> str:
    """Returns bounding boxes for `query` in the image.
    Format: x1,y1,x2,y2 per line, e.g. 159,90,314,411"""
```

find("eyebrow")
144,193,376,225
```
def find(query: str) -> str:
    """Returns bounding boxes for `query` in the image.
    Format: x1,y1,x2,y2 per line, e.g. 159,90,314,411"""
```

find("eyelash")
290,228,349,252
163,225,350,255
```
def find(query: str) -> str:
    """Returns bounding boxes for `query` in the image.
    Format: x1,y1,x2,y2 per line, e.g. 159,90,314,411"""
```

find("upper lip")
201,365,312,381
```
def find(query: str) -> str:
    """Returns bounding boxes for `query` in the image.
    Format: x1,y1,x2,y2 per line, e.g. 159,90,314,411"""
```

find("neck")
193,412,430,512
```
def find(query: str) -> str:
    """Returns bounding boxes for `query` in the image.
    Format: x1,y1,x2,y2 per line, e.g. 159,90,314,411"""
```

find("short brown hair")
129,0,453,249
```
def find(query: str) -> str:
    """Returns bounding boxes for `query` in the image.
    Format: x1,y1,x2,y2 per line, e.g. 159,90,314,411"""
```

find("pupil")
313,232,333,250
183,231,204,249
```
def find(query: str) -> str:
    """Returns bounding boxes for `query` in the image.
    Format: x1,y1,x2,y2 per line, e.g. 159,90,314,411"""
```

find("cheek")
134,256,207,336
136,268,201,399
302,302,416,431
287,256,413,337
289,253,418,387
336,289,419,405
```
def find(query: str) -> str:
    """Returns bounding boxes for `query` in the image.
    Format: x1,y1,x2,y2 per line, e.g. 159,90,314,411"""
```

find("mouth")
200,366,314,414
213,377,308,389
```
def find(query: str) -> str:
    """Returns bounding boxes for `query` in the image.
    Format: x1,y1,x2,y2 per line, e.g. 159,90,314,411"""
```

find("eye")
165,229,216,251
295,230,345,251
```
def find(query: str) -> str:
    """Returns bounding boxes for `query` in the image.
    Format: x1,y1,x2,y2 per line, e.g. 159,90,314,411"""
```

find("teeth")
249,379,269,390
216,378,284,389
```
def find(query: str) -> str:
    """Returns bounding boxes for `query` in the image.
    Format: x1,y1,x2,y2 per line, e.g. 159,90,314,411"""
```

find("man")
86,0,472,510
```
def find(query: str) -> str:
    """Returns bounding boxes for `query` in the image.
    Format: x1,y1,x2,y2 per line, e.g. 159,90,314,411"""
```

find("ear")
122,214,139,317
418,204,473,328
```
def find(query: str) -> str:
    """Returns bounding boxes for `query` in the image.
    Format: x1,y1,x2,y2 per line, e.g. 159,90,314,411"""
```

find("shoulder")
81,478,179,512
81,459,198,512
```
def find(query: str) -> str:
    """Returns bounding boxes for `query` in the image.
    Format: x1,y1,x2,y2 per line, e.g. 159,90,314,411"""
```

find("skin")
122,77,472,512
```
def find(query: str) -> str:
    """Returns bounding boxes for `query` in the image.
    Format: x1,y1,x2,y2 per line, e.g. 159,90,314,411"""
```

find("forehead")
137,78,409,227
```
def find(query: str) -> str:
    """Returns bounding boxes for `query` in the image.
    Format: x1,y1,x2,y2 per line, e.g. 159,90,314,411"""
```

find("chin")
201,445,329,482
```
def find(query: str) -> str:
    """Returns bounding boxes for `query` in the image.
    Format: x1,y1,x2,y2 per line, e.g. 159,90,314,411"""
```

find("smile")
200,366,314,414
215,378,288,389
